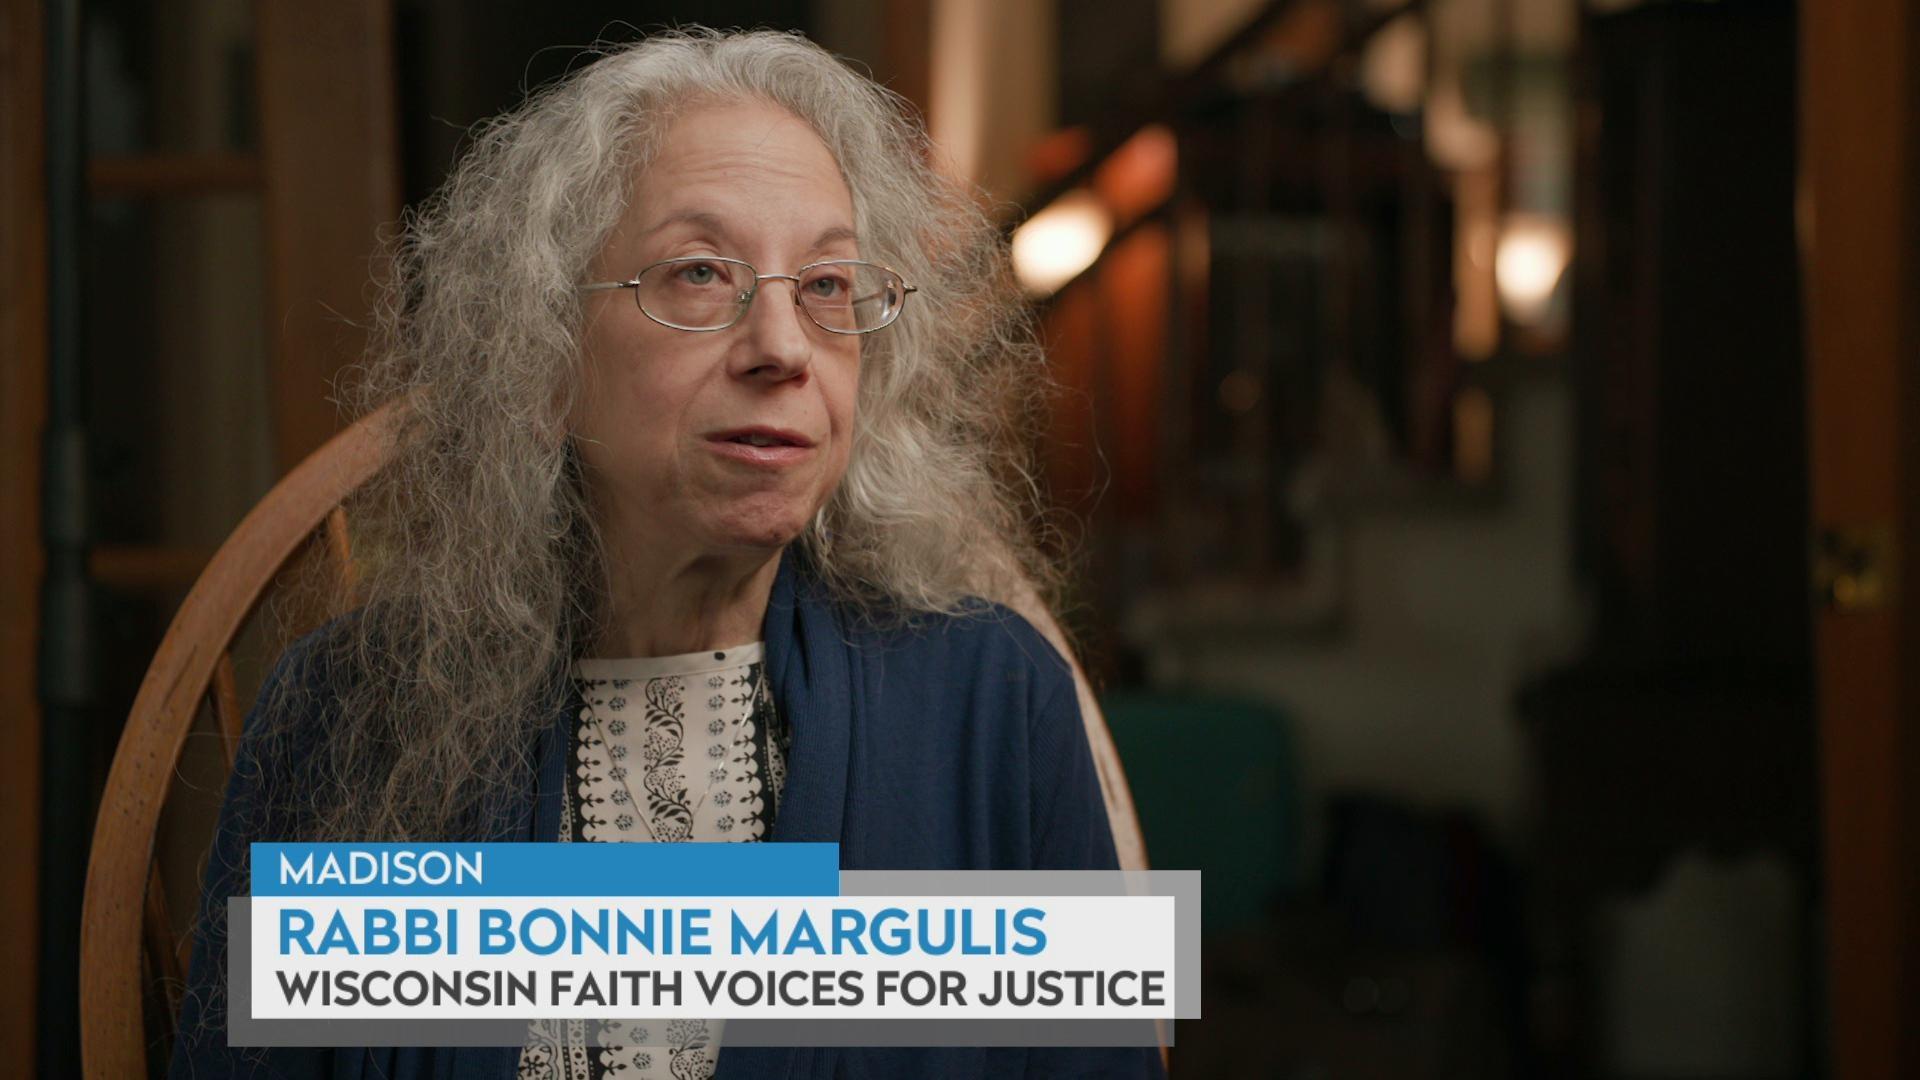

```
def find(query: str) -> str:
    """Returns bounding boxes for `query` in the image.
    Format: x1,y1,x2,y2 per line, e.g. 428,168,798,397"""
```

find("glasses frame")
581,255,918,335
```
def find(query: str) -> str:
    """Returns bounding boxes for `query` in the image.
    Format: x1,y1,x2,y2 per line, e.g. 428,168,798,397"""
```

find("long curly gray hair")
252,28,1067,844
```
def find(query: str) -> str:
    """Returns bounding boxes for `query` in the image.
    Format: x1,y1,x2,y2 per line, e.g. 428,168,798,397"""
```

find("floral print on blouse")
516,643,790,1080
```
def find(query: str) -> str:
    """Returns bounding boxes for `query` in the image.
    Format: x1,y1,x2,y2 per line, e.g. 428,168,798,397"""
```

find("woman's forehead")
641,103,849,206
621,101,856,254
637,209,858,253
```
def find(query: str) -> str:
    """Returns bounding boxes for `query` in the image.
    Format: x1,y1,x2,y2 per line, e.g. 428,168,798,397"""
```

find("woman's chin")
700,502,814,553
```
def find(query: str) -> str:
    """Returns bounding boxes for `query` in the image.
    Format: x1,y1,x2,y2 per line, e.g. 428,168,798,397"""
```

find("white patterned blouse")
516,643,791,1080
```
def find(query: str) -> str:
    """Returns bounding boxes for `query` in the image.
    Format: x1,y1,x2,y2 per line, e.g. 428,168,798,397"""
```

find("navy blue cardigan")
172,547,1166,1079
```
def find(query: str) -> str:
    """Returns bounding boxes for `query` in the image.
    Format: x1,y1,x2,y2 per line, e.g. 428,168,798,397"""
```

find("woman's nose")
734,278,813,380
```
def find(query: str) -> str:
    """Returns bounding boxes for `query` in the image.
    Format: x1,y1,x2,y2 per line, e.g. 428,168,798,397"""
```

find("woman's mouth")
704,426,816,467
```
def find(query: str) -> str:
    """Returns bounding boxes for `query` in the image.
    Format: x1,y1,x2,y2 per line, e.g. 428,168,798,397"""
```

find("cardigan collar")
761,543,855,846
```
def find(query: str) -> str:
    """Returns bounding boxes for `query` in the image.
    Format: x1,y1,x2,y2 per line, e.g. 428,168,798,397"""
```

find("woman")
173,27,1162,1080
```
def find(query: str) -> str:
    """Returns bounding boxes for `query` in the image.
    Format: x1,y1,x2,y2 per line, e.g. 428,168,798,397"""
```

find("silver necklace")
578,659,770,843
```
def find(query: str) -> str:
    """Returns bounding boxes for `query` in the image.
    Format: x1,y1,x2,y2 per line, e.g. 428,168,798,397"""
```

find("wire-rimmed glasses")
581,256,917,334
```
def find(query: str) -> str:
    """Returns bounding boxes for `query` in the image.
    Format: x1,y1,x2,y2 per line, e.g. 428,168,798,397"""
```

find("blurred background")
2,0,1915,1077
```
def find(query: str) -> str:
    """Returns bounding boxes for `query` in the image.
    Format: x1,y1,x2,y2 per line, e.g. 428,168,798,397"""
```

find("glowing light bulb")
1011,190,1112,296
1495,213,1571,326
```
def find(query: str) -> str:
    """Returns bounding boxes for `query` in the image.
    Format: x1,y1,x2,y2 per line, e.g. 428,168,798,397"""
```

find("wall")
1144,374,1584,861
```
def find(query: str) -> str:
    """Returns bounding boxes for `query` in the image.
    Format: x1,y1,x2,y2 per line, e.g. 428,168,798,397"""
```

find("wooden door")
1801,1,1920,1076
0,0,48,1066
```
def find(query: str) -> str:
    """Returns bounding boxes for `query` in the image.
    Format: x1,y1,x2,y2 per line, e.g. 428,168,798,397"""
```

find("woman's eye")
806,274,848,297
678,263,720,286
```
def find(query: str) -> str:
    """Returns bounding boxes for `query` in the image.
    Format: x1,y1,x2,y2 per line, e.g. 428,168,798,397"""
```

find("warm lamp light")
1495,213,1571,326
1360,13,1426,115
1012,190,1112,296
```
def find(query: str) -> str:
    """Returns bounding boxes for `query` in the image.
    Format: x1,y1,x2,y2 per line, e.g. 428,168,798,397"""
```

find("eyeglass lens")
635,258,905,333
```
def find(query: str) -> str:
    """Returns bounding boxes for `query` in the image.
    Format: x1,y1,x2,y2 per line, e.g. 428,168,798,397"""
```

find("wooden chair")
80,405,394,1078
78,403,1157,1077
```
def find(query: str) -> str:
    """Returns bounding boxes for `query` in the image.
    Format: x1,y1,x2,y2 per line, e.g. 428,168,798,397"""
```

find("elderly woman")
173,27,1161,1080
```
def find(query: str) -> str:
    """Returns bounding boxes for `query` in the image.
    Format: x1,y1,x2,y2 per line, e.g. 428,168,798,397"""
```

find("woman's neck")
590,543,783,659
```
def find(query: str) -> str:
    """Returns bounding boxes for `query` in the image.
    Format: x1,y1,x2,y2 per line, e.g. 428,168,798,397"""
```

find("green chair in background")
1099,691,1301,937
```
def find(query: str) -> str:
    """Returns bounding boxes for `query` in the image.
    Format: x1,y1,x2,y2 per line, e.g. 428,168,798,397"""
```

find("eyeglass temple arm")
849,283,917,304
